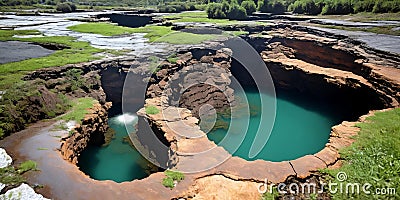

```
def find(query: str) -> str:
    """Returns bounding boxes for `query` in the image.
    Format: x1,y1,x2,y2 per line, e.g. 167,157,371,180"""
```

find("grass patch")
58,97,97,123
164,11,239,25
167,53,179,64
0,160,38,187
37,148,48,151
157,32,218,44
145,105,160,115
68,23,174,42
162,170,185,189
322,108,400,199
68,22,139,36
0,29,102,89
17,160,37,174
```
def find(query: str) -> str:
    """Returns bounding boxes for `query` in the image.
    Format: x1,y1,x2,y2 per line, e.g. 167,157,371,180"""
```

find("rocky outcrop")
60,102,111,164
146,48,234,118
0,148,12,168
257,28,400,108
0,184,50,200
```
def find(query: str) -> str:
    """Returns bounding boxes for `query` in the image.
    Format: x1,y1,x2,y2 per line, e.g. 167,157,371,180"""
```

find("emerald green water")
207,89,343,161
78,114,151,182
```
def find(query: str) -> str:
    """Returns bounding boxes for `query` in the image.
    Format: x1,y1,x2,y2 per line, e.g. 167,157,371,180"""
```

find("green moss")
17,160,37,174
58,97,97,123
323,108,400,199
145,105,160,115
162,170,185,189
0,167,25,186
162,177,175,189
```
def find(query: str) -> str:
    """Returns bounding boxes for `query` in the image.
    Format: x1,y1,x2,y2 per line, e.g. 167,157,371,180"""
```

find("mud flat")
0,41,54,64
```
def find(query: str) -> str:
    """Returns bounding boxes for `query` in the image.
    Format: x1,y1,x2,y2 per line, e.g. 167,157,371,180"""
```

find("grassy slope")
58,97,97,123
0,30,102,89
324,108,400,199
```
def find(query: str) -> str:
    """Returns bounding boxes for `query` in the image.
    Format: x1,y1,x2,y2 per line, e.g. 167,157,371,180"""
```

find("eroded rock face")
258,28,400,109
146,48,234,118
60,102,111,164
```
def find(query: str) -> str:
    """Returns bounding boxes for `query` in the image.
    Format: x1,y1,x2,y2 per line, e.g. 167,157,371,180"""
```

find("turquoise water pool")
78,114,152,182
206,89,343,161
78,88,344,182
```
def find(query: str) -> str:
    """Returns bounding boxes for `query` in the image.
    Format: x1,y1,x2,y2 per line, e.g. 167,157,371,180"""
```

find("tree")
56,2,77,13
241,0,257,14
227,3,248,19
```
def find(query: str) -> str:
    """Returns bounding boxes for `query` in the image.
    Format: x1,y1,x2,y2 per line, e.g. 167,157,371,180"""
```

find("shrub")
354,0,375,12
65,68,85,91
321,0,353,15
241,0,257,15
145,105,160,115
289,0,321,15
207,3,226,19
227,4,248,20
56,2,76,13
56,3,72,13
162,170,185,189
162,177,175,189
258,0,286,14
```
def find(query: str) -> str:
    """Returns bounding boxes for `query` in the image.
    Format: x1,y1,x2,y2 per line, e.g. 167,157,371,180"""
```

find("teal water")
78,114,151,182
206,89,343,161
79,89,344,182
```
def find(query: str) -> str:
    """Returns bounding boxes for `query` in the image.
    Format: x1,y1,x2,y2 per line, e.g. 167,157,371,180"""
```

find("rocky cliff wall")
60,102,111,164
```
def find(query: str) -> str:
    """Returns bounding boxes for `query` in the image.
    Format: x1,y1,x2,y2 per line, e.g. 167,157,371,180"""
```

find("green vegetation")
241,0,257,15
0,29,102,89
162,170,185,189
68,22,140,36
207,1,247,20
145,105,160,115
17,160,37,174
0,81,70,138
58,97,97,123
68,23,174,42
167,53,179,64
65,68,86,91
0,160,38,187
56,2,76,13
289,0,400,15
322,108,400,199
164,11,237,25
258,0,286,14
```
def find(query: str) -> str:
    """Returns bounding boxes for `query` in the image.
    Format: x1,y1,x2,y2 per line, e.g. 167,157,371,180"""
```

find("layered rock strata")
60,102,111,164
